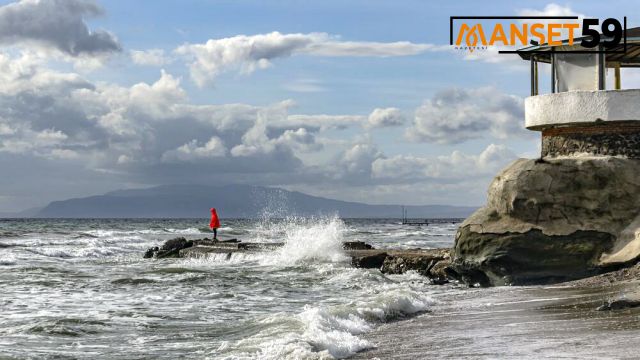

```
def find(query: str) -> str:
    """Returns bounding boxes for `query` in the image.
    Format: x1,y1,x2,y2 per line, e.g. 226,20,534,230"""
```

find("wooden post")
615,63,621,90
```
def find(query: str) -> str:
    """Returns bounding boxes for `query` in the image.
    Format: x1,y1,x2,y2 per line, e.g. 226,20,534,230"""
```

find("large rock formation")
450,156,640,286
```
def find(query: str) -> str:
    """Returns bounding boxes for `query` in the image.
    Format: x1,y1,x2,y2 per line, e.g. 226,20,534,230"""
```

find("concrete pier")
144,237,452,284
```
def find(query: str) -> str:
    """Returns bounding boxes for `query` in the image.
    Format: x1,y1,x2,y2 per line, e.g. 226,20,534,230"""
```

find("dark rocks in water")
142,237,452,285
349,248,452,285
597,298,640,311
144,237,194,259
350,251,388,269
143,246,159,259
343,241,374,250
380,249,451,284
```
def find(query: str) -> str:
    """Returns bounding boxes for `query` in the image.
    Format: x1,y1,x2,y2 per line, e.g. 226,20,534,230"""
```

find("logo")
450,16,627,54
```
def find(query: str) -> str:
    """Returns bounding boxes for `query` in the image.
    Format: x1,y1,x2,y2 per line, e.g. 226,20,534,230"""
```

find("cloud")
0,49,530,211
405,87,528,144
131,49,171,66
335,142,385,182
517,3,584,18
161,137,227,162
175,31,433,86
365,107,404,129
277,114,364,132
372,144,517,182
0,52,93,94
0,0,121,56
283,78,327,93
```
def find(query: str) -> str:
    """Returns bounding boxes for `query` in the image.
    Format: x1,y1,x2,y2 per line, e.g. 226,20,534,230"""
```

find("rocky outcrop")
380,249,450,284
144,238,452,284
343,241,374,250
451,157,640,286
144,237,245,258
350,250,388,269
350,248,452,284
144,237,194,258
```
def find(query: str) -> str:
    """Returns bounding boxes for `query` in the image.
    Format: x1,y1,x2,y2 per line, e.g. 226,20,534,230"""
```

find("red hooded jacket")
209,208,220,229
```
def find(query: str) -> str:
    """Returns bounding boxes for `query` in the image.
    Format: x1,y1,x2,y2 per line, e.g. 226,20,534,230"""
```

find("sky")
0,0,637,212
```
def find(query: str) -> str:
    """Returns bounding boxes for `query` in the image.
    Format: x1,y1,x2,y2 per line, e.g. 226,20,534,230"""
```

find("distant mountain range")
6,184,477,218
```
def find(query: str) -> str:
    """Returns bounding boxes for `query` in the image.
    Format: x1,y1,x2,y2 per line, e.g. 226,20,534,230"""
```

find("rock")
380,249,451,284
144,237,194,259
597,298,640,311
343,241,374,250
142,236,452,285
429,259,452,285
350,250,388,269
143,246,159,259
451,157,640,286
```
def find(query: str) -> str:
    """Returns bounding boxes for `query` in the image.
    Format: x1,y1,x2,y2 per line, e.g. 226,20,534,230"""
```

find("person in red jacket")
209,208,221,240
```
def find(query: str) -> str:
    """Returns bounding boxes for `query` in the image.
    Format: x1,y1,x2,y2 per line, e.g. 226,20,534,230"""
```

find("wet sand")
354,281,640,359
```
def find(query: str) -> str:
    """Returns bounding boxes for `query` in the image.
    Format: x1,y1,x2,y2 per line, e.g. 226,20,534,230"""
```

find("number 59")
581,18,622,48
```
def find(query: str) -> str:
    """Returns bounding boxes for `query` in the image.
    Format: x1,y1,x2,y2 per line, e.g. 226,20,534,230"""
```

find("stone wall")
542,122,640,158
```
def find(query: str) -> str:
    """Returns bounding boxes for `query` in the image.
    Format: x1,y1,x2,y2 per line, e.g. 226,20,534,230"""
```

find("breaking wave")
221,272,435,359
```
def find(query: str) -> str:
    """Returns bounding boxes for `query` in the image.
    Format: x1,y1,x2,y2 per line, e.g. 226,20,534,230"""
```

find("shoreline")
353,279,640,359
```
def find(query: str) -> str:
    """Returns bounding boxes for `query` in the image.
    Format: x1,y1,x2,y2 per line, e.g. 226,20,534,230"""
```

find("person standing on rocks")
209,208,221,241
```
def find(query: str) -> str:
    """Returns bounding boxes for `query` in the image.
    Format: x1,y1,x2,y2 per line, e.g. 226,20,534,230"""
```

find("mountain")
33,184,477,218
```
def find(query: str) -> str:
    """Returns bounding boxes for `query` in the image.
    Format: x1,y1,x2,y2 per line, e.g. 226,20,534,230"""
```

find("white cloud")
372,144,517,182
366,107,404,129
406,87,528,144
35,129,68,145
175,31,433,86
278,114,364,131
131,49,171,66
49,148,80,159
0,122,15,135
0,49,533,210
161,137,227,162
333,142,385,182
518,3,584,18
0,51,93,95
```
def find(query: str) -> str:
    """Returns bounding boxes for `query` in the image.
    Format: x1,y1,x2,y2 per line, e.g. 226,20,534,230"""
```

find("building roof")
517,27,640,67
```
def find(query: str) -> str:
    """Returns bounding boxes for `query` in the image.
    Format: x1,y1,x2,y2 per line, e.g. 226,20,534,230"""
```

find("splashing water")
0,218,458,359
272,215,349,265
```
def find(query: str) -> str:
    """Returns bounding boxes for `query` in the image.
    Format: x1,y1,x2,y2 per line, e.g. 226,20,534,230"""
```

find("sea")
1,217,639,359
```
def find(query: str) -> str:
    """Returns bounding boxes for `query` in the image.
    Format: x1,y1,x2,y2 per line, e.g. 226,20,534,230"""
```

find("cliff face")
450,157,640,286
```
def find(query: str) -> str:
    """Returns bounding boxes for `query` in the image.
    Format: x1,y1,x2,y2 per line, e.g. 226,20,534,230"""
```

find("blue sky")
0,0,636,212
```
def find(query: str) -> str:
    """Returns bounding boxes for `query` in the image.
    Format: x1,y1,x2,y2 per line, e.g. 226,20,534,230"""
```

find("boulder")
343,241,374,250
451,157,640,286
597,298,640,311
381,249,451,284
144,237,194,259
350,250,388,269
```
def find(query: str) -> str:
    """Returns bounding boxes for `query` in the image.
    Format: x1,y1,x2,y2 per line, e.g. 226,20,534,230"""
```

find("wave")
221,277,435,359
0,253,17,265
176,216,349,268
25,318,108,337
111,277,157,285
269,215,348,265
